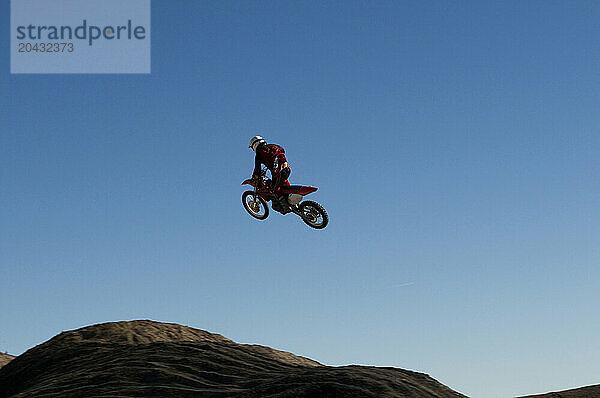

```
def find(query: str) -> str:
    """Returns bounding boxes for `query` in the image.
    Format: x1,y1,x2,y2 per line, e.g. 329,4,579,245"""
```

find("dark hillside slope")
519,384,600,398
0,320,466,398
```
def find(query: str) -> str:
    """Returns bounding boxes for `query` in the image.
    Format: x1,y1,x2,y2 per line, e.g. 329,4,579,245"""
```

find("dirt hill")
519,384,600,398
0,320,466,397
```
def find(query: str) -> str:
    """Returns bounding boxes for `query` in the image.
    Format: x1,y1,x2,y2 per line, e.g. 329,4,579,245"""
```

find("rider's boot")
272,195,288,214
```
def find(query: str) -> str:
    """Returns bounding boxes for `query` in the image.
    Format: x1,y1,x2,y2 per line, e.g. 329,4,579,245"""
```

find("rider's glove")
251,174,262,187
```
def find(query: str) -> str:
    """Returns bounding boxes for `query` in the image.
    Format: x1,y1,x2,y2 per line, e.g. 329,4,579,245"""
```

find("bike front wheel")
242,191,269,220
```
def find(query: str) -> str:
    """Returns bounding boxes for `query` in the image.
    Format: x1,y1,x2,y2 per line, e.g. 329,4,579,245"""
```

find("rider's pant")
272,166,291,195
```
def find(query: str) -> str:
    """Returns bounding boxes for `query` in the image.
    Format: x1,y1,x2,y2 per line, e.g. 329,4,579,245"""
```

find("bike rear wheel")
299,200,328,229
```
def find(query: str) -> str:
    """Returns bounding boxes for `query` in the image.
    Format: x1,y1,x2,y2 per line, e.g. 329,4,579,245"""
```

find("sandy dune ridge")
0,354,15,370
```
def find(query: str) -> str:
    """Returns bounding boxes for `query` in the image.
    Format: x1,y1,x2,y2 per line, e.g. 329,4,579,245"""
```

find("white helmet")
249,135,265,152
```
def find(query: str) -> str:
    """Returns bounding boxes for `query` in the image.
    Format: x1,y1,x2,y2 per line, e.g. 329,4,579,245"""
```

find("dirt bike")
241,169,329,229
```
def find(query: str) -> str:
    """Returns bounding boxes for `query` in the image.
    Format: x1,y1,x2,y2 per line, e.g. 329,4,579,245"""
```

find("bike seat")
279,185,318,194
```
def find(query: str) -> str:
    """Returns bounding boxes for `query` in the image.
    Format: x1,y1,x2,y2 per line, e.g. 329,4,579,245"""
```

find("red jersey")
254,143,287,175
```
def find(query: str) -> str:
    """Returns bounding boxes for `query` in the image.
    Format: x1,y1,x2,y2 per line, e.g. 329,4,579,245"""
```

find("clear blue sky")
1,1,599,397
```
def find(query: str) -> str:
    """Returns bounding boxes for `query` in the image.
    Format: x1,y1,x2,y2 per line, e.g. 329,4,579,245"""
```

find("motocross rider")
249,135,291,210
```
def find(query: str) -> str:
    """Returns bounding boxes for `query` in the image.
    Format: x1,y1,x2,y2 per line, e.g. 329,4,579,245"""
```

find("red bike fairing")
241,180,318,197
